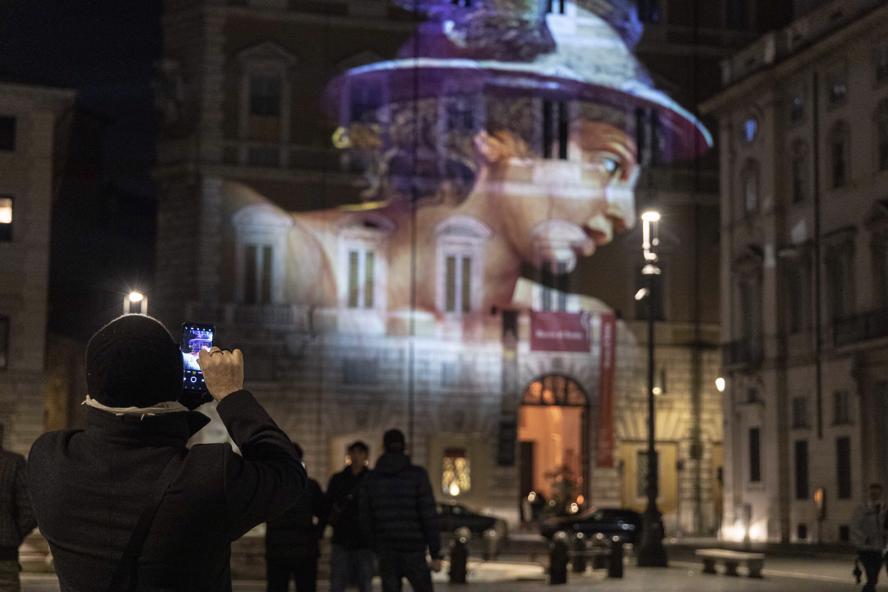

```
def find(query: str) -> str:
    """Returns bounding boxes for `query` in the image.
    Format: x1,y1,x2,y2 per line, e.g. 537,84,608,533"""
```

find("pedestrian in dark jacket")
851,483,888,592
27,315,306,592
0,423,37,592
265,442,326,592
326,441,373,592
361,429,441,592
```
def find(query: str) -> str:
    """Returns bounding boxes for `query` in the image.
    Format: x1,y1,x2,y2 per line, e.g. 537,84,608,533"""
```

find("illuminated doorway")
518,374,589,513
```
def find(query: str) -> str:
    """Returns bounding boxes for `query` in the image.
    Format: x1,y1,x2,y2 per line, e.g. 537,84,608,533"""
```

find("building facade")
703,0,888,543
154,0,777,532
0,82,74,454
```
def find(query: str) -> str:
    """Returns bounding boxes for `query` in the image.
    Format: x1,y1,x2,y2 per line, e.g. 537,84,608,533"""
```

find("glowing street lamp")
123,290,148,315
637,210,668,567
715,377,726,393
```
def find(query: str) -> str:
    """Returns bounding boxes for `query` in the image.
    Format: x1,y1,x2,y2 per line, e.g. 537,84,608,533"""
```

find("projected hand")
198,347,244,401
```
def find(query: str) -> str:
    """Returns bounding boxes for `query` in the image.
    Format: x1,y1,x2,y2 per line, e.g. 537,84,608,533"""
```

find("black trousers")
377,551,433,592
859,551,888,592
266,555,319,592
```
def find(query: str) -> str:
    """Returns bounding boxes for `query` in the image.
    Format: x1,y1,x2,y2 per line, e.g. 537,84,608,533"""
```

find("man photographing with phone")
27,314,306,591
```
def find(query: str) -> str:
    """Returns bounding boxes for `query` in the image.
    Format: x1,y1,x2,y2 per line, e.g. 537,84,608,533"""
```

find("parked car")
540,508,641,544
437,502,508,540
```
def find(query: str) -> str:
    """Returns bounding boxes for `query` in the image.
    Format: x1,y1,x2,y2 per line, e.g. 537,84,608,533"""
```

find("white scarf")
82,394,188,420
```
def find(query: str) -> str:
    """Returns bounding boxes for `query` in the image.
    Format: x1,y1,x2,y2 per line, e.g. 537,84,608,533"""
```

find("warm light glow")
127,291,145,303
449,482,461,496
576,495,584,505
634,288,649,301
652,387,662,396
641,210,661,223
715,377,726,393
0,198,11,224
527,491,537,502
568,502,579,514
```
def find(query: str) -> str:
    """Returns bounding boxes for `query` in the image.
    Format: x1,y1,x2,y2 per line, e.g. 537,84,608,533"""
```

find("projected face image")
181,329,212,372
471,121,638,273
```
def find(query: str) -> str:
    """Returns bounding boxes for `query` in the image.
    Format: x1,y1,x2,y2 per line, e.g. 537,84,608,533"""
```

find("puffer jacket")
851,501,888,551
359,452,441,558
265,478,326,559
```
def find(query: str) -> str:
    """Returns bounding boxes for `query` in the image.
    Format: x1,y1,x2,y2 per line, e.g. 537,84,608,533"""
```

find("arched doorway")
518,374,589,516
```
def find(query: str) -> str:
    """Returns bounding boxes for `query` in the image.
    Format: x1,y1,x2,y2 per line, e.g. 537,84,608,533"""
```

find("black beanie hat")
383,429,406,452
86,315,183,408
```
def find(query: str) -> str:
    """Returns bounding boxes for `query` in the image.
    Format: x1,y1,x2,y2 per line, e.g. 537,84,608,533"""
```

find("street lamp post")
637,210,668,567
124,291,148,315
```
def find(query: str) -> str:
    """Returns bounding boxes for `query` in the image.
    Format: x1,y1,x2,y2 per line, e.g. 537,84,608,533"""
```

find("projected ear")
473,130,530,166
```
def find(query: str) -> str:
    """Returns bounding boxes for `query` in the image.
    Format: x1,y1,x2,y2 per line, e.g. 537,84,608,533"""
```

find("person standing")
0,424,36,592
27,314,306,591
327,441,373,592
852,482,888,592
361,429,441,592
265,442,326,592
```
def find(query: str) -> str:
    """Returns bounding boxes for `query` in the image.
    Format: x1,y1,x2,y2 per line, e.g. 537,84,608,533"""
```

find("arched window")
829,121,850,188
740,159,760,215
877,100,888,171
790,141,808,203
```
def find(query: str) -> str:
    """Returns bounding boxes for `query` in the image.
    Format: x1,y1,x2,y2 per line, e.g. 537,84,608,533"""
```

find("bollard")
571,532,587,573
591,533,607,570
549,531,569,585
482,528,499,561
449,527,471,584
607,536,624,579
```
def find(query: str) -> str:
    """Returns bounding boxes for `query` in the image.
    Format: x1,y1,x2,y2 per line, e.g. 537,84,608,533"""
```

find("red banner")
529,311,591,352
596,313,616,468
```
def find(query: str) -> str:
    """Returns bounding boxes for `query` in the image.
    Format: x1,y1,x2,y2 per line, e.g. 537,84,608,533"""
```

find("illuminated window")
541,261,568,312
435,216,490,316
444,255,472,314
233,204,292,306
0,117,14,151
249,74,282,117
742,116,758,143
0,197,11,241
0,316,7,370
442,448,471,496
347,249,376,309
542,100,568,160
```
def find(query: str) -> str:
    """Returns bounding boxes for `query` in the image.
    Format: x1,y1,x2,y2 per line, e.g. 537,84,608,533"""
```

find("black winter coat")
27,390,306,592
265,477,326,560
325,467,368,550
359,452,441,558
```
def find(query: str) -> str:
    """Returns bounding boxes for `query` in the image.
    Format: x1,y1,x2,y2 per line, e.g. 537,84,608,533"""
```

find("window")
794,440,809,500
873,234,888,308
635,108,661,166
451,0,472,6
790,94,805,124
542,100,568,160
837,436,852,499
442,448,471,496
726,0,748,30
784,263,808,333
0,316,8,369
825,241,854,321
791,142,807,203
742,116,758,143
446,96,475,132
0,197,12,242
343,358,379,385
249,74,282,117
243,244,273,305
638,0,660,23
444,255,472,314
347,249,376,309
0,116,14,151
839,525,851,542
749,427,761,483
875,44,888,84
741,160,759,214
829,122,849,188
738,276,762,343
541,261,569,312
833,390,851,424
826,67,848,106
545,0,566,14
797,523,808,540
877,100,888,171
791,396,808,428
636,450,657,498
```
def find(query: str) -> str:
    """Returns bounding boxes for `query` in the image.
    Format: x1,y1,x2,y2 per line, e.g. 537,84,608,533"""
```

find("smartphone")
181,322,214,392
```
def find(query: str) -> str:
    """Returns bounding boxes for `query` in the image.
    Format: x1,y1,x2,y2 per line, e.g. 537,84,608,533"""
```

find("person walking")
852,482,888,592
0,424,36,592
361,429,441,592
265,442,326,592
27,314,306,591
326,441,373,592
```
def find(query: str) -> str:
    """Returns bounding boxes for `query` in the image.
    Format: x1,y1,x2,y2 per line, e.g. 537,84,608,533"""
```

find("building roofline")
700,0,888,115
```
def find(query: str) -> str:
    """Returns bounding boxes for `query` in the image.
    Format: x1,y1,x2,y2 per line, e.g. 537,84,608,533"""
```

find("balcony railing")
723,337,763,368
833,308,888,347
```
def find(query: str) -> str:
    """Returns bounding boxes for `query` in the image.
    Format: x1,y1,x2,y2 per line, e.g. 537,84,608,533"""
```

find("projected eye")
602,156,622,178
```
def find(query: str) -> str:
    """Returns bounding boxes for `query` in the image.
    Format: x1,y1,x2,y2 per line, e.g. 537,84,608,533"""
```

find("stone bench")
695,548,765,578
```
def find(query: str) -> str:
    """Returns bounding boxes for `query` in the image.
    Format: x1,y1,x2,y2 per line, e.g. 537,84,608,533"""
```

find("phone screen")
181,323,214,391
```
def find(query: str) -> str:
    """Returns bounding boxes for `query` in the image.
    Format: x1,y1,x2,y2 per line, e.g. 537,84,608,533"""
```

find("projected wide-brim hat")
325,0,712,162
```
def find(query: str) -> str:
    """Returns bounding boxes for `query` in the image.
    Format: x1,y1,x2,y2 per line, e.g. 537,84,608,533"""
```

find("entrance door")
518,375,589,511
